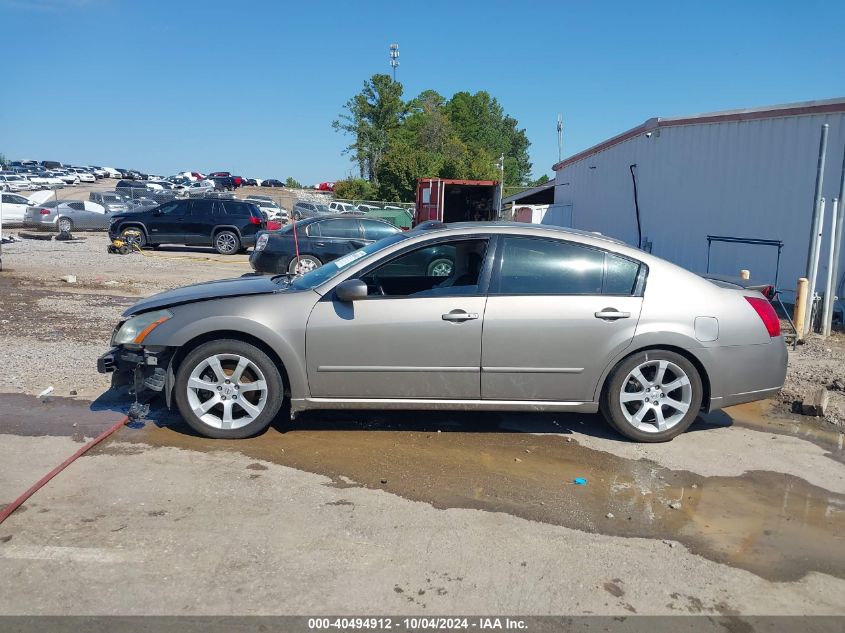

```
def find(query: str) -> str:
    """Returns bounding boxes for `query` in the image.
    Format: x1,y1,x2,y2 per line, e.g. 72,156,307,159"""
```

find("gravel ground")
0,234,248,398
779,332,845,428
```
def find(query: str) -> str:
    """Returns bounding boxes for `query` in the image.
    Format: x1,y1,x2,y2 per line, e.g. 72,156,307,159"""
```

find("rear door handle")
442,311,479,322
595,309,630,320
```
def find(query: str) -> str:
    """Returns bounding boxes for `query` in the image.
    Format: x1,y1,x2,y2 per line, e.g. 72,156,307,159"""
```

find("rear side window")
605,253,641,295
361,220,399,240
191,199,215,217
320,218,361,238
219,201,250,217
494,236,642,296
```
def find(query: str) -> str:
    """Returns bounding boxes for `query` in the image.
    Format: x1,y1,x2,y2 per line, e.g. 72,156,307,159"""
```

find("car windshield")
286,233,409,290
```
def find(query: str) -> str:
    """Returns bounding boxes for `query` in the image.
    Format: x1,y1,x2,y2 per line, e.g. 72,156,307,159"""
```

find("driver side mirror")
335,278,368,302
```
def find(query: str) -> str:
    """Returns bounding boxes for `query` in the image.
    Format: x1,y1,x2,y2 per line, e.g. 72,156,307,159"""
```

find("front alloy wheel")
214,230,240,255
602,350,702,442
174,339,284,438
288,255,321,275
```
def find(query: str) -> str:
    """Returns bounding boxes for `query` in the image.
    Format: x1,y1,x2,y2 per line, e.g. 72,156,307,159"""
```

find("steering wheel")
371,274,386,296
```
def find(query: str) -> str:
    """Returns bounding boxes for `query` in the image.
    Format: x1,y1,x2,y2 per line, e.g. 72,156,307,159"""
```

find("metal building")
552,98,845,293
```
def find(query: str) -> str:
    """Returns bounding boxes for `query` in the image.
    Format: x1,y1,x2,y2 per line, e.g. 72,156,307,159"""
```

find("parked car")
183,180,215,197
24,199,108,232
52,170,80,185
125,198,160,211
242,178,258,186
101,167,122,178
0,174,35,192
108,198,266,254
250,215,401,275
89,191,130,213
262,179,284,188
251,200,288,222
315,181,335,191
0,192,32,223
97,222,788,441
69,167,96,183
210,176,236,191
328,201,358,214
291,201,331,220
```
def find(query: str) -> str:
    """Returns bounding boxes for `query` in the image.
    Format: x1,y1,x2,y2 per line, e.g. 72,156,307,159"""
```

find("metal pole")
805,124,829,279
806,197,826,334
833,139,845,325
822,198,839,336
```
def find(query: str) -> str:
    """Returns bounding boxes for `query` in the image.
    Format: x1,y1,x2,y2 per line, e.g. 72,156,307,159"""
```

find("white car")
328,201,358,214
0,174,35,192
69,168,96,183
184,180,215,197
0,192,32,223
101,167,122,178
28,173,64,189
52,170,80,185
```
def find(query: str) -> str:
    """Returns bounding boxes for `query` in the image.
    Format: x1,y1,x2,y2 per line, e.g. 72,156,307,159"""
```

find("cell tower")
389,43,400,82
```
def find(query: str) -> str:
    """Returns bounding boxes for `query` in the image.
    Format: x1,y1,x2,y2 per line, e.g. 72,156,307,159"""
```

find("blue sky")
1,0,843,184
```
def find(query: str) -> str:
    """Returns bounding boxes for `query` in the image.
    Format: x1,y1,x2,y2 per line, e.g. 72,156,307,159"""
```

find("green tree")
284,176,302,188
334,178,378,201
333,74,407,182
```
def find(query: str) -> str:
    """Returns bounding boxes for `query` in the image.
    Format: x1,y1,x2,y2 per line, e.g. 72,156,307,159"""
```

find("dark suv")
109,198,266,255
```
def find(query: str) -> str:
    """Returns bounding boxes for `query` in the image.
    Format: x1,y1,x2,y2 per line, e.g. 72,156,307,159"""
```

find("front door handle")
442,310,479,322
314,241,326,247
595,308,630,320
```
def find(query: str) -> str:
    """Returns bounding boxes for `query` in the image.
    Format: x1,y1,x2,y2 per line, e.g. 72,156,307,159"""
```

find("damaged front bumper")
97,346,172,397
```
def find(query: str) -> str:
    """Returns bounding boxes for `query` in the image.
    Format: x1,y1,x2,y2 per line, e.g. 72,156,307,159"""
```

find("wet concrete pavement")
2,391,844,599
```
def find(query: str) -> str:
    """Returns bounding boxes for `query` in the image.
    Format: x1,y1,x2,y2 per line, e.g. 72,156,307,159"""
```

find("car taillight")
40,208,51,215
266,220,281,231
249,216,261,225
745,296,780,337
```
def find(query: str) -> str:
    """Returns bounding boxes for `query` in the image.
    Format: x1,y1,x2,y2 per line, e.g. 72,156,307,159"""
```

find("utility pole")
557,114,563,163
497,153,504,219
389,43,399,82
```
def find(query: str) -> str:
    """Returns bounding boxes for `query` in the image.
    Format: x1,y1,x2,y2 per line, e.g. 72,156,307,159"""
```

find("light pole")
389,43,399,82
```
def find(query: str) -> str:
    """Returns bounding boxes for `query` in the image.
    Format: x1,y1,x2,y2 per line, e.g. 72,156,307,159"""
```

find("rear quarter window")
604,254,641,295
219,202,251,217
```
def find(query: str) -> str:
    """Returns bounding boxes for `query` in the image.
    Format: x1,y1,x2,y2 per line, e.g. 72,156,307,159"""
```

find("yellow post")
739,269,750,280
794,278,809,339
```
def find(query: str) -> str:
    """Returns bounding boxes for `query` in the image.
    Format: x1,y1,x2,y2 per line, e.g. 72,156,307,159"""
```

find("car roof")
412,221,629,246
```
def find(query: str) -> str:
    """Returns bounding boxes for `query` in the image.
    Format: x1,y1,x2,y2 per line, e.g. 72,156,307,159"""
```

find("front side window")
156,201,185,216
359,238,488,298
361,220,399,241
493,236,641,296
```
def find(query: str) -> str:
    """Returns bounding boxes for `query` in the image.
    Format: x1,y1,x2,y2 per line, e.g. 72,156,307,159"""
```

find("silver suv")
89,191,129,213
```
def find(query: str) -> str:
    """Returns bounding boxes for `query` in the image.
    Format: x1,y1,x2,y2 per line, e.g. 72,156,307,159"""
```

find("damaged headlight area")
112,309,173,346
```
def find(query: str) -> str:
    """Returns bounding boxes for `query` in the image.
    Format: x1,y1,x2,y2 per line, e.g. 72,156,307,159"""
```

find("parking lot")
1,235,844,615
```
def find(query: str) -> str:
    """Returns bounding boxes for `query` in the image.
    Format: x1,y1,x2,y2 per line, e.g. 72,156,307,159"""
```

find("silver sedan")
24,200,111,232
98,222,787,442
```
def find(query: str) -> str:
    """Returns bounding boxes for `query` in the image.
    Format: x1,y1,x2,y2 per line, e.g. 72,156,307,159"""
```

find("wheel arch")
166,329,293,409
596,344,711,412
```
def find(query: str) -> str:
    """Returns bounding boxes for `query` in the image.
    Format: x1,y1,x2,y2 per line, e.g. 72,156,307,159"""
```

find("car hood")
123,275,284,317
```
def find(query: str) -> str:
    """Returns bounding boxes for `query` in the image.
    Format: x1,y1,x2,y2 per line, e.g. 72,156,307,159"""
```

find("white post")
806,197,826,334
823,198,840,336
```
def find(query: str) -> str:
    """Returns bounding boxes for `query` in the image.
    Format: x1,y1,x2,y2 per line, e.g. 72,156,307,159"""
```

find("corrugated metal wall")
554,112,845,293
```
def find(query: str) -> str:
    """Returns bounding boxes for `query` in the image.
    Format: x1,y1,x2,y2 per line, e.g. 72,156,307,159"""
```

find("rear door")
310,218,366,263
481,235,644,402
185,199,216,244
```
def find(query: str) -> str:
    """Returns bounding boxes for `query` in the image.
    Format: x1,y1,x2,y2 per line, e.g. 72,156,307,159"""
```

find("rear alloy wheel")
288,254,321,275
174,339,284,439
57,217,74,233
214,230,240,255
601,350,702,442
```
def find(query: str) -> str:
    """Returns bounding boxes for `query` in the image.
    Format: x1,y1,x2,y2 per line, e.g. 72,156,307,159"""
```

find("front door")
481,235,644,402
184,198,216,245
147,199,188,244
306,237,490,399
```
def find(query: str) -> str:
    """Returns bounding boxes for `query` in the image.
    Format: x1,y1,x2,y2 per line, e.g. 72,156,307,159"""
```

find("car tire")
119,226,147,248
600,349,703,443
174,339,284,439
214,230,240,255
57,217,74,232
288,254,322,275
427,258,454,277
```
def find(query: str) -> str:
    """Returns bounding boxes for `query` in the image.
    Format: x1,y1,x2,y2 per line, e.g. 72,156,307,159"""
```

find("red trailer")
414,178,500,227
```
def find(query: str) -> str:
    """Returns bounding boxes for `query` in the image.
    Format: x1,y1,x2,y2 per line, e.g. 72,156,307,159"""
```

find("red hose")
0,415,129,525
292,216,300,264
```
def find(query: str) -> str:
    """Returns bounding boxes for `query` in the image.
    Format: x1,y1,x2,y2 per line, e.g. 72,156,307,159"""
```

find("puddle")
725,401,845,455
0,393,126,439
109,408,845,583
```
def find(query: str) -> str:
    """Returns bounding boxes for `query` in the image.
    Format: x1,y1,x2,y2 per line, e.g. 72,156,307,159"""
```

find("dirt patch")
779,333,845,428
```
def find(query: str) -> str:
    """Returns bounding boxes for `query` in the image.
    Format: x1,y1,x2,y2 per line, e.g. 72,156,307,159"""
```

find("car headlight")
112,309,173,346
255,233,269,251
